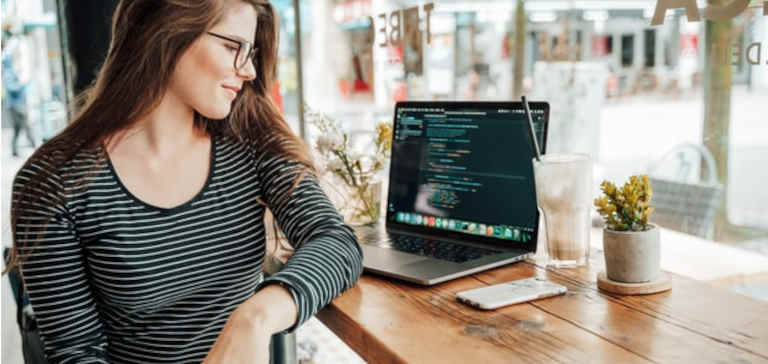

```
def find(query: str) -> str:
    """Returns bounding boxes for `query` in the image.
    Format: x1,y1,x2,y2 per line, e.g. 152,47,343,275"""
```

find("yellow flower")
642,206,655,221
596,175,655,231
601,181,617,196
376,122,393,153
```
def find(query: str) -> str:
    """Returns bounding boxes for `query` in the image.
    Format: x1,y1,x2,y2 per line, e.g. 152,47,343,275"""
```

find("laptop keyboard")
365,233,503,264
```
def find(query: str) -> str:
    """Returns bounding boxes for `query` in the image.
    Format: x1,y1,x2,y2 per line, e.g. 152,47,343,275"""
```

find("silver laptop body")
356,101,550,285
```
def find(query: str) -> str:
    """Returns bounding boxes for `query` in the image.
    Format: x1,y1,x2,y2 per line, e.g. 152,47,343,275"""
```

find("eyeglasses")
207,32,258,72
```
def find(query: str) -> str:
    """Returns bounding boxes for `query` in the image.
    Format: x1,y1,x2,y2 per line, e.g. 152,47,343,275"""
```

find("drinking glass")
533,154,593,267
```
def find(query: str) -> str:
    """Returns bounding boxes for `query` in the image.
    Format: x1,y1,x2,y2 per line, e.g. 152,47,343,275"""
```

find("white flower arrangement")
306,104,392,225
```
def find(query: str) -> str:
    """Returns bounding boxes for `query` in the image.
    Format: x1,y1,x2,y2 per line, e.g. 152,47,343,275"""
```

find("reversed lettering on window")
652,0,768,66
651,0,766,25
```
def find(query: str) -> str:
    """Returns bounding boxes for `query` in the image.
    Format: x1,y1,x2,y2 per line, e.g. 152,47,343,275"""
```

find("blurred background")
3,0,768,363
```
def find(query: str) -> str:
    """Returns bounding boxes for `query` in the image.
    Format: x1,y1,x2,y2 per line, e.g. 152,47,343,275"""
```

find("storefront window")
5,0,764,253
298,0,768,259
2,0,67,154
2,0,765,292
273,0,302,133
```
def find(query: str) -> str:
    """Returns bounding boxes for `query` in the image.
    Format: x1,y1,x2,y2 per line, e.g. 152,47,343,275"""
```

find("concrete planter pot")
603,225,661,283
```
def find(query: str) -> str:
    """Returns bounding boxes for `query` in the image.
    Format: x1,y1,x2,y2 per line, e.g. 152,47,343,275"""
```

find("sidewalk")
599,86,768,232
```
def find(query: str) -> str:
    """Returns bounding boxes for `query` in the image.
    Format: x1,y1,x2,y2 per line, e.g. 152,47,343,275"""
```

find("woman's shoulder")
216,133,261,162
218,132,277,159
216,132,312,173
15,141,105,192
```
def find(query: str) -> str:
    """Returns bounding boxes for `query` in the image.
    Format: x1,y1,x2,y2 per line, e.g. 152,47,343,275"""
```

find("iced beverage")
533,154,593,267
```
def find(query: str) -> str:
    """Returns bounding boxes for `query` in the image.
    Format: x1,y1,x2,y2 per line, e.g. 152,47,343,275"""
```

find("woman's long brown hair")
5,0,313,274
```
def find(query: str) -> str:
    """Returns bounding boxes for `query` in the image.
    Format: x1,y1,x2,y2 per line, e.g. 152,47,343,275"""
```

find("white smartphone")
456,277,567,310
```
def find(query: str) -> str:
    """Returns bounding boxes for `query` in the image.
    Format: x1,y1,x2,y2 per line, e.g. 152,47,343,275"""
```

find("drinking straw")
521,95,542,162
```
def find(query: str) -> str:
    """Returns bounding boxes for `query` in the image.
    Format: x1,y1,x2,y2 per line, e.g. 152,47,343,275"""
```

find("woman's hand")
201,306,272,364
202,284,298,364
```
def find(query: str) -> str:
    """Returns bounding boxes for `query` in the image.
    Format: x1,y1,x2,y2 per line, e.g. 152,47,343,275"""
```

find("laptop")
355,101,549,285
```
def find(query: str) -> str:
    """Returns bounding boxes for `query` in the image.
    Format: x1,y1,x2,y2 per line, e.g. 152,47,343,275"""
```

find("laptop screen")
386,102,548,246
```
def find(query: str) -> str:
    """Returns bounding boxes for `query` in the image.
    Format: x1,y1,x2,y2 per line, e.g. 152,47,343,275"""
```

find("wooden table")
316,245,768,363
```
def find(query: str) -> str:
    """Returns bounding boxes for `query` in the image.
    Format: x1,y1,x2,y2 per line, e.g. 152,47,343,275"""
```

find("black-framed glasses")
207,31,258,71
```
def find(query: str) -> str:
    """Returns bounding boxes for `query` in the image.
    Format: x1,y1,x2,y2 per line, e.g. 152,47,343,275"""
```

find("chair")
4,247,47,364
647,143,723,240
263,253,298,364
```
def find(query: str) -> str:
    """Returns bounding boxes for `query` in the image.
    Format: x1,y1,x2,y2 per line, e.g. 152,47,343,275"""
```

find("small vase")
321,172,383,227
344,178,383,226
603,225,661,283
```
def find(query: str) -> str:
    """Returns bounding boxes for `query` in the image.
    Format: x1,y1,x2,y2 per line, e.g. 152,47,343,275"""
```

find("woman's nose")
237,60,257,81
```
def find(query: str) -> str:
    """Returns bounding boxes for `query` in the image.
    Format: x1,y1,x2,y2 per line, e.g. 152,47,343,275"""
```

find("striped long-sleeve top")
12,134,364,364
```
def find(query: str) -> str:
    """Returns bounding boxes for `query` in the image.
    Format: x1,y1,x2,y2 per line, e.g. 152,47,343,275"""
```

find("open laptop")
355,101,549,285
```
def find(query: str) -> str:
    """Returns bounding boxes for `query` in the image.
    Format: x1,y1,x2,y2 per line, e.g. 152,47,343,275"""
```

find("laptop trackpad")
362,244,426,269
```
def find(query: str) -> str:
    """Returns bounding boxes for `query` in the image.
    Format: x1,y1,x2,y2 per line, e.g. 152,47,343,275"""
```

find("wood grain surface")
316,243,768,364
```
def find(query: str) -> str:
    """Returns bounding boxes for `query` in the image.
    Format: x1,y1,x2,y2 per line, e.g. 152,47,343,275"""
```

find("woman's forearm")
240,283,299,334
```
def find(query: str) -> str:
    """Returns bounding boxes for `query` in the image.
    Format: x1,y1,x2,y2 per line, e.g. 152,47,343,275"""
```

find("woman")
7,1,363,363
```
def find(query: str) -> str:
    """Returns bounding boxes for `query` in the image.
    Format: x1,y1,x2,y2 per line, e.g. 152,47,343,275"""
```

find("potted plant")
594,175,660,283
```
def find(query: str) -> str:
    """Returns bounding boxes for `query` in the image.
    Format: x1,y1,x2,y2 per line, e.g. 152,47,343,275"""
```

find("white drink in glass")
533,154,593,267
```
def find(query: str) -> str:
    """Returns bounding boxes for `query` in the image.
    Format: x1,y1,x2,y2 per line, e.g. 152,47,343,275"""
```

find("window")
644,28,656,67
296,1,768,271
622,34,635,67
2,0,67,148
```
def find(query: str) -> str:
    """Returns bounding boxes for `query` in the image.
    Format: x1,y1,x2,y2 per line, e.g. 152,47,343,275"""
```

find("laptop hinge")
382,225,527,253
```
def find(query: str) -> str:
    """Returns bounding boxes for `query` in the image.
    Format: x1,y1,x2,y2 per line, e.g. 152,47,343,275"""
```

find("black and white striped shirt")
13,134,363,364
